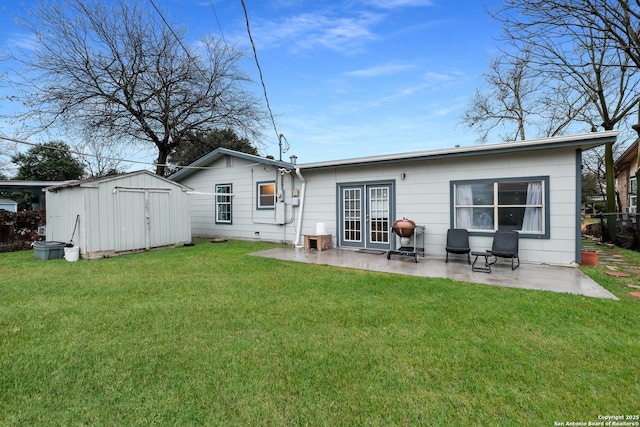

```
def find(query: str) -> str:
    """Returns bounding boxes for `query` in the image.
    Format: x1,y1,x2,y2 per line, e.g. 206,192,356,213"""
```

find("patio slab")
251,247,618,300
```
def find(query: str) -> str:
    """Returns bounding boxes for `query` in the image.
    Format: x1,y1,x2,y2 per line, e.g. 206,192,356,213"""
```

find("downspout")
294,167,306,247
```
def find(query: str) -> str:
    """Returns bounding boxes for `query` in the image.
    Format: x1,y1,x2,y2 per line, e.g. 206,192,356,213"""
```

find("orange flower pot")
580,249,599,266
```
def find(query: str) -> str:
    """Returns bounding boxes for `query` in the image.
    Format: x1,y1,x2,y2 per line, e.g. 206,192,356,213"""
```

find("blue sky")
1,0,504,169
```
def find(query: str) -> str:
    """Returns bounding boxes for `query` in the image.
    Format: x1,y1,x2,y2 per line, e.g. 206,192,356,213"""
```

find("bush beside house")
0,210,46,252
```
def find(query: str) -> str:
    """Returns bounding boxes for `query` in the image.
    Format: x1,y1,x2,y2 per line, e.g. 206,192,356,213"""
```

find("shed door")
148,191,171,248
339,182,393,250
115,190,146,252
115,188,172,252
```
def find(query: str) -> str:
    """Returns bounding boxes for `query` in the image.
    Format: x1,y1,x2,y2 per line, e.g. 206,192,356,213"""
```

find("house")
0,180,75,210
0,198,18,212
614,139,638,214
170,131,619,266
45,171,192,259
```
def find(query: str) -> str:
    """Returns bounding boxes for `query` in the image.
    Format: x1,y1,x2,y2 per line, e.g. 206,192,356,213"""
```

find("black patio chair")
471,230,520,273
445,228,471,264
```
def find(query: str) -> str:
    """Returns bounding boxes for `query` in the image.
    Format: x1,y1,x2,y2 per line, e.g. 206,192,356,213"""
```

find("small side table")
471,251,493,273
304,234,332,251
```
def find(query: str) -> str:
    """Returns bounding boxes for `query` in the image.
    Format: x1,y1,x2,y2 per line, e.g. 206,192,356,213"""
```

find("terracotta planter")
392,218,416,237
581,249,599,266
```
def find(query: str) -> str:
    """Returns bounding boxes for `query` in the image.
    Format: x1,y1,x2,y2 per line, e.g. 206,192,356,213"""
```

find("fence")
589,212,640,248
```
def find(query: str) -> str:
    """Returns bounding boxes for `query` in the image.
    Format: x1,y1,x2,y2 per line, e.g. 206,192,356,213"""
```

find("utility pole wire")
0,134,272,172
209,0,227,45
239,0,287,157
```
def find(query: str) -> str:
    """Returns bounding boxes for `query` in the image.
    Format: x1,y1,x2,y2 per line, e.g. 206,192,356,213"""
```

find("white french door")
339,182,394,249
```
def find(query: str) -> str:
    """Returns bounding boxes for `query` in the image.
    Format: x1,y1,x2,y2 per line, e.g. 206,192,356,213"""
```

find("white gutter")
294,167,307,247
186,191,235,197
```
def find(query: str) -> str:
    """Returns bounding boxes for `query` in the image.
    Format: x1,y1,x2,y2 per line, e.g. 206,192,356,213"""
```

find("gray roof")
0,180,74,193
167,131,619,179
298,131,619,170
169,148,295,182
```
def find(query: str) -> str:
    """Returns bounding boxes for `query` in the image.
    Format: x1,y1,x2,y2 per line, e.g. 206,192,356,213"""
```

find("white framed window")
257,181,275,209
215,184,232,224
452,177,549,237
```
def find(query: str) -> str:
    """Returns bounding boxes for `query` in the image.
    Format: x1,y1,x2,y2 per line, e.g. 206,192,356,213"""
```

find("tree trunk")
156,150,168,177
604,141,617,242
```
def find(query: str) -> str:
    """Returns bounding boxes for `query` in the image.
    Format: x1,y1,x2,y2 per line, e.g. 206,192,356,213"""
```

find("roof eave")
298,131,619,170
169,148,294,182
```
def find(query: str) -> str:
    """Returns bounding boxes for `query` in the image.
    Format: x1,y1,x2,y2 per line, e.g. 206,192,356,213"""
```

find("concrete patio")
251,246,618,300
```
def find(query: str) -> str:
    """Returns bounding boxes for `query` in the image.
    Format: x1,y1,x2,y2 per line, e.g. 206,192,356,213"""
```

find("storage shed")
46,171,192,259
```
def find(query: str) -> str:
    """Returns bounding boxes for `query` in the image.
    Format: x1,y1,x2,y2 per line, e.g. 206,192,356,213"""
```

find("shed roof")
46,170,192,192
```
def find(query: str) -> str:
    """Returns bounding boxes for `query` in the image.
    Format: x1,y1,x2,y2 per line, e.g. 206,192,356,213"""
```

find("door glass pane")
343,188,362,242
369,187,389,243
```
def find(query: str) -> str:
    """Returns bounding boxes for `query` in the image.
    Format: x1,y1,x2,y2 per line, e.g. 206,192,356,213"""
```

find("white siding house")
0,199,18,212
46,171,192,259
170,131,618,266
174,151,296,243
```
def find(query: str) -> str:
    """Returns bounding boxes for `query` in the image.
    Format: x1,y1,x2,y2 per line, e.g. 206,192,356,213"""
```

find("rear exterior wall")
299,148,580,265
180,148,580,265
180,155,298,243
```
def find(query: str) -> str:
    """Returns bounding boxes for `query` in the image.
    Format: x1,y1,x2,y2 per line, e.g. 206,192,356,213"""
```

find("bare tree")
8,0,266,176
460,54,587,142
461,55,534,142
71,132,130,178
480,1,640,241
497,0,640,69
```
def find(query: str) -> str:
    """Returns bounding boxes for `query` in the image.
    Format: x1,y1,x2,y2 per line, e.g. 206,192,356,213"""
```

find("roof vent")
266,155,275,160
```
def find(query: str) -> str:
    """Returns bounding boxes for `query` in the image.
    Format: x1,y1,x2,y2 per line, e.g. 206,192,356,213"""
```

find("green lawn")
1,240,638,425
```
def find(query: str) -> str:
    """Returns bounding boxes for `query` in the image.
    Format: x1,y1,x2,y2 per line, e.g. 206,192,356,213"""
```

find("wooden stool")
304,234,332,251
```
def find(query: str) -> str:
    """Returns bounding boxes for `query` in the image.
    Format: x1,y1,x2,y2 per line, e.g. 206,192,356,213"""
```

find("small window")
257,182,275,209
215,184,232,224
453,177,548,237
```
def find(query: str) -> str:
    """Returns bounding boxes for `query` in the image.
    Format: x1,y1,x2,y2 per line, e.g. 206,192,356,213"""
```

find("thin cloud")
423,71,460,83
345,63,415,77
362,69,464,106
6,32,36,51
366,0,435,9
248,11,383,54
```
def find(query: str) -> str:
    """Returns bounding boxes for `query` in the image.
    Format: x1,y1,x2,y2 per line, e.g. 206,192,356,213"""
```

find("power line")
0,134,272,172
147,0,211,81
148,0,283,159
209,0,227,44
148,0,190,56
239,0,289,159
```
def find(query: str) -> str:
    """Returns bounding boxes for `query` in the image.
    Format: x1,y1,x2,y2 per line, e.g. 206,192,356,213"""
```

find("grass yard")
1,240,639,426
